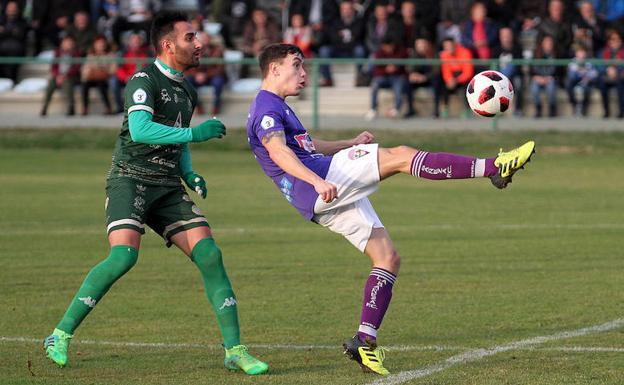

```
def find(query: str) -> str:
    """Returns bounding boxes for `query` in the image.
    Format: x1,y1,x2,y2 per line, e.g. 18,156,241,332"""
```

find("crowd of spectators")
0,0,623,118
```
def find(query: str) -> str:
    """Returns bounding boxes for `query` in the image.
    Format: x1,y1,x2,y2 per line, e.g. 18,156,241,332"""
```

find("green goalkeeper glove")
190,118,226,142
183,172,207,199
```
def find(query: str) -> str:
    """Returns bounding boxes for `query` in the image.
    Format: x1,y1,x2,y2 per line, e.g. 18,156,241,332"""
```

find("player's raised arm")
262,130,337,203
312,131,375,155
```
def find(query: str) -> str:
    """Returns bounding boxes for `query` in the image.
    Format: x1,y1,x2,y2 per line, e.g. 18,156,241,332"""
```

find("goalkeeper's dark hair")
258,44,304,78
150,11,189,54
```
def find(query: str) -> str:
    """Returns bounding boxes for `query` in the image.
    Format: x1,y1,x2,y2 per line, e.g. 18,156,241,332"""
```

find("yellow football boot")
343,335,390,376
490,140,536,189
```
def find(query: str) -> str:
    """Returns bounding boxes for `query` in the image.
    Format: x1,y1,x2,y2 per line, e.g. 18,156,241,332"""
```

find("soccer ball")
466,70,514,117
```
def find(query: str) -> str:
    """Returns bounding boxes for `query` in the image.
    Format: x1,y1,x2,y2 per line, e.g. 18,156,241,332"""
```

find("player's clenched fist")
190,118,226,142
183,172,207,199
314,179,338,203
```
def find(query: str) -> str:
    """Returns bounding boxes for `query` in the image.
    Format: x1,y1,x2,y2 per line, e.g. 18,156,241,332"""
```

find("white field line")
366,318,624,385
2,336,623,354
0,336,463,352
1,223,623,236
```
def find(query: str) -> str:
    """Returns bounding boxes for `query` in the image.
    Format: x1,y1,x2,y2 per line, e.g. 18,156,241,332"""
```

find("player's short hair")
258,43,304,78
150,11,189,54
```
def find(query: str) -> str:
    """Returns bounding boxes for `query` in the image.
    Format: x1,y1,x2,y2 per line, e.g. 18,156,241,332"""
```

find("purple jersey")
247,90,333,219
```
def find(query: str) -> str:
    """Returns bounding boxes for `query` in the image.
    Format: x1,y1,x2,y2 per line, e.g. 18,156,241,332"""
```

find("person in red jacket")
439,37,474,117
40,34,82,116
111,31,150,113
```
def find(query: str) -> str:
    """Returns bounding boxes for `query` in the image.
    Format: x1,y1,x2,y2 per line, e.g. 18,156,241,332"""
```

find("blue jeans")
597,76,624,117
190,75,227,111
318,44,367,82
566,75,594,115
371,75,408,111
530,79,557,117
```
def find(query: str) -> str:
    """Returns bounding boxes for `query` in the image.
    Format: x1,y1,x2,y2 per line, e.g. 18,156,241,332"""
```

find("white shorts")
313,144,384,252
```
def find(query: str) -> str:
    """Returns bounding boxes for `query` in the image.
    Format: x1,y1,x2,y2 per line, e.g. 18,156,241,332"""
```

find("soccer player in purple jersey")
246,43,535,375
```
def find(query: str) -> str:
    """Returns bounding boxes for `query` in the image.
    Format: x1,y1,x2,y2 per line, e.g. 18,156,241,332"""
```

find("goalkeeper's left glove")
183,172,207,199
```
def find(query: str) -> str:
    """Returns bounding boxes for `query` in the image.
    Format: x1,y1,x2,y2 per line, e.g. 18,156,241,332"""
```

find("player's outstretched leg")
43,245,139,367
191,238,268,375
381,140,535,189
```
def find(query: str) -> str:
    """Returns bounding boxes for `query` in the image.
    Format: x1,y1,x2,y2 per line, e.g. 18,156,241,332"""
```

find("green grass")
0,129,623,384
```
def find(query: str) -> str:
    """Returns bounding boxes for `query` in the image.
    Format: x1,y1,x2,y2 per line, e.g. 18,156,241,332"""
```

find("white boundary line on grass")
366,318,624,385
2,336,623,354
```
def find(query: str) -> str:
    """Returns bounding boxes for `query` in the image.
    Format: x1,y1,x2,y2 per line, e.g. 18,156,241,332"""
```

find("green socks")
56,245,138,334
191,238,240,348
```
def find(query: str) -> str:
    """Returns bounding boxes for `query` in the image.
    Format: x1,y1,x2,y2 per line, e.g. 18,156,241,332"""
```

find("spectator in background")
187,31,227,115
485,0,519,30
0,0,28,81
437,0,471,44
365,3,401,59
439,37,474,118
40,34,81,116
461,1,498,69
283,13,313,58
411,0,438,42
406,37,440,117
597,29,624,118
32,0,87,53
218,0,254,38
566,43,597,116
97,0,120,44
240,8,280,77
538,0,573,58
318,0,366,87
398,0,425,56
365,35,410,120
110,31,149,113
573,1,607,55
241,8,280,58
65,10,97,54
80,35,114,115
112,0,161,46
492,27,524,116
589,0,624,27
530,35,558,118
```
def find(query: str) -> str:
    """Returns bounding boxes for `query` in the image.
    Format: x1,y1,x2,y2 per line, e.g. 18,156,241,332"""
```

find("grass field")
0,129,623,385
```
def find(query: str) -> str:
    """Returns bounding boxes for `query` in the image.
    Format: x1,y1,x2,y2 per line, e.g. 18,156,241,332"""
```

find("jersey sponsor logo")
279,176,293,203
348,148,370,160
79,296,97,308
219,297,237,310
172,86,183,92
131,72,149,79
132,88,147,104
294,133,316,153
260,115,275,130
161,89,171,103
148,156,176,169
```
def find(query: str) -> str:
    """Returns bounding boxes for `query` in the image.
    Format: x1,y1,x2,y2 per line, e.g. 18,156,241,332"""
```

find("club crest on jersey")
132,88,147,104
131,72,149,79
261,115,275,130
348,148,369,160
294,133,316,152
161,89,171,103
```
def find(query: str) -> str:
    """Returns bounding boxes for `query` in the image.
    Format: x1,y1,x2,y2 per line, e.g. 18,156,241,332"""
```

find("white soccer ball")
466,70,514,117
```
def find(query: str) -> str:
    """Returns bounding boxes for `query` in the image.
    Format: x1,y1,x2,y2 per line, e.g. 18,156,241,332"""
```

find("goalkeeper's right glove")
190,118,226,142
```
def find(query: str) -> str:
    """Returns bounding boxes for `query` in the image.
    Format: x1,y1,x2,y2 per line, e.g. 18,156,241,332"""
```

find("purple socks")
358,267,396,342
411,151,497,179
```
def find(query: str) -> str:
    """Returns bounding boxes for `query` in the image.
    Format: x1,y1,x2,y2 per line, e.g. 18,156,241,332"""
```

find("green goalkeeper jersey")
107,60,198,186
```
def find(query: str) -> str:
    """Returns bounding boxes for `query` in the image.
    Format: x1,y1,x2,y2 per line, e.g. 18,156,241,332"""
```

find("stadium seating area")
0,0,623,118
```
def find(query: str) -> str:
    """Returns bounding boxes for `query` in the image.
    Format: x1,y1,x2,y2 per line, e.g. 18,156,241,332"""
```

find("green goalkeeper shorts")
105,177,209,245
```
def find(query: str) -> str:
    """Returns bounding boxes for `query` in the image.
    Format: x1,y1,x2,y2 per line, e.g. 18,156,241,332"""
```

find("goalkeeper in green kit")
43,12,268,375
